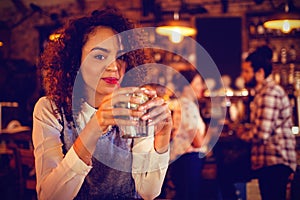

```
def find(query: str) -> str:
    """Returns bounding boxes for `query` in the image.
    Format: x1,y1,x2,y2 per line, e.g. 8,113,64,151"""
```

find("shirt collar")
255,75,273,93
81,101,97,119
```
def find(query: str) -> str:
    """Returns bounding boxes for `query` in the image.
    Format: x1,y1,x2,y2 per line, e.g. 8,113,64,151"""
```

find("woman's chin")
96,85,117,95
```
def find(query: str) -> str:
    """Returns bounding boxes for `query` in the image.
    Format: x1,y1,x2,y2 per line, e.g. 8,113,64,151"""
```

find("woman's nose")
106,60,118,71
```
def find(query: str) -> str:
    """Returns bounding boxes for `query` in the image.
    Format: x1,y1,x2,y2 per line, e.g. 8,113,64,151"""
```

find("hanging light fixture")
156,12,197,43
263,0,300,33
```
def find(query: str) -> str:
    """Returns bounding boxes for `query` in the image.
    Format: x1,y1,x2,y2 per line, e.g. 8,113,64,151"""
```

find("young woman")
32,8,172,199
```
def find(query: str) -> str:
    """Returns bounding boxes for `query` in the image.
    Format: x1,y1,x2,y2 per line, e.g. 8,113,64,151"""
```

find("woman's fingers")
97,87,170,130
97,91,146,128
138,96,164,112
111,87,152,108
112,107,145,119
138,96,172,126
96,106,142,127
112,87,139,95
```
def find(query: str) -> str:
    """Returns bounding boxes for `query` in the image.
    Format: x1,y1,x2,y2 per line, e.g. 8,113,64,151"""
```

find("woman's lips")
102,77,119,84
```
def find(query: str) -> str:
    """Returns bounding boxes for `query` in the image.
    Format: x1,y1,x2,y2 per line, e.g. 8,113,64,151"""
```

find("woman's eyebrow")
90,47,110,53
90,48,125,55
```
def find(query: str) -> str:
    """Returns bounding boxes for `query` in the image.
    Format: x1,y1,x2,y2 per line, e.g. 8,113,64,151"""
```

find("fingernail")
147,119,153,126
138,106,145,111
143,88,150,93
142,114,150,120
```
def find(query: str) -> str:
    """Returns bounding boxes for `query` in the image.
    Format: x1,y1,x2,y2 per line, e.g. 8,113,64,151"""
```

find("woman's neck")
84,87,104,109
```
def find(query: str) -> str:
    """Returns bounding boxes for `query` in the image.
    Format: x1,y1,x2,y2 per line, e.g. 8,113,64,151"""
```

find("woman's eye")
95,54,105,60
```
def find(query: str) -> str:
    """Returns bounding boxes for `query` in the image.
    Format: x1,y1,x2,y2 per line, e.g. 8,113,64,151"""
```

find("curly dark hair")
40,7,148,124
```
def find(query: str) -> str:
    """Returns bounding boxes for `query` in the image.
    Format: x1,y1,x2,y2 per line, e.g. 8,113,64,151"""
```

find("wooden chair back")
13,146,37,200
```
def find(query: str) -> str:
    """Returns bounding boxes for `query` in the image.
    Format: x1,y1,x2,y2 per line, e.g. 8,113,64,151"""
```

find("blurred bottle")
249,21,256,36
280,47,288,64
280,68,288,86
286,63,295,96
256,20,265,35
294,72,300,127
272,47,279,63
288,44,297,63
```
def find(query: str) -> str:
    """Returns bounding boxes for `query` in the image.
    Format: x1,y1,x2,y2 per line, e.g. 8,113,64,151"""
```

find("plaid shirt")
248,76,297,171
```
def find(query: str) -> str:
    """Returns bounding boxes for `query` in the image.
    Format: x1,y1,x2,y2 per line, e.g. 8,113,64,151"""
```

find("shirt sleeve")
173,98,205,150
179,98,205,134
131,135,169,200
32,97,92,200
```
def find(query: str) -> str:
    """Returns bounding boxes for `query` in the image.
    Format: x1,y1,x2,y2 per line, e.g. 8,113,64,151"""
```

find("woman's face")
190,74,204,99
80,26,126,100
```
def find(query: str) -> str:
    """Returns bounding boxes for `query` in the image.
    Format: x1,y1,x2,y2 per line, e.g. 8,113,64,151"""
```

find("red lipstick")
102,77,119,85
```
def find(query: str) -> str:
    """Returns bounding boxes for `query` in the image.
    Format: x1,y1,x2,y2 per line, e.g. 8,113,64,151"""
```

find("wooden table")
0,129,32,149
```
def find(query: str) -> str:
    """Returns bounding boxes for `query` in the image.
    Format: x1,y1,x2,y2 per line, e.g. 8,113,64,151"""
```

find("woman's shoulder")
34,96,55,111
33,96,60,121
32,97,64,145
180,97,198,110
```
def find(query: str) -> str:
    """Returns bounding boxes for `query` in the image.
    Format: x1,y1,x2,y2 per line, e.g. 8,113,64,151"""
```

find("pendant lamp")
263,0,300,33
156,12,197,43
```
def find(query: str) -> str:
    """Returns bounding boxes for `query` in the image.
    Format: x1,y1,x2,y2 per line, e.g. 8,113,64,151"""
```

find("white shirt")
32,97,169,200
170,97,205,161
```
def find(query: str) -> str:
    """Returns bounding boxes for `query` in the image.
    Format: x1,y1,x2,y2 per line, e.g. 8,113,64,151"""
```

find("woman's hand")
95,87,172,153
138,89,172,154
95,87,145,134
76,87,146,164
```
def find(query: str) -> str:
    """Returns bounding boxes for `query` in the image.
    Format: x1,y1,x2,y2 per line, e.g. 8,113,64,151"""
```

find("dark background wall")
196,17,242,89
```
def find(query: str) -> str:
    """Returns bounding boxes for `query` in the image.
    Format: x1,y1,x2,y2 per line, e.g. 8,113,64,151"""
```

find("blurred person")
167,69,206,200
32,8,172,200
237,45,297,200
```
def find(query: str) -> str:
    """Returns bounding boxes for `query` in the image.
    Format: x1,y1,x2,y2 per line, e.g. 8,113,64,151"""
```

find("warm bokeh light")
292,126,299,135
156,21,197,43
170,31,184,43
240,88,249,96
49,33,61,41
282,20,291,33
264,19,300,33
